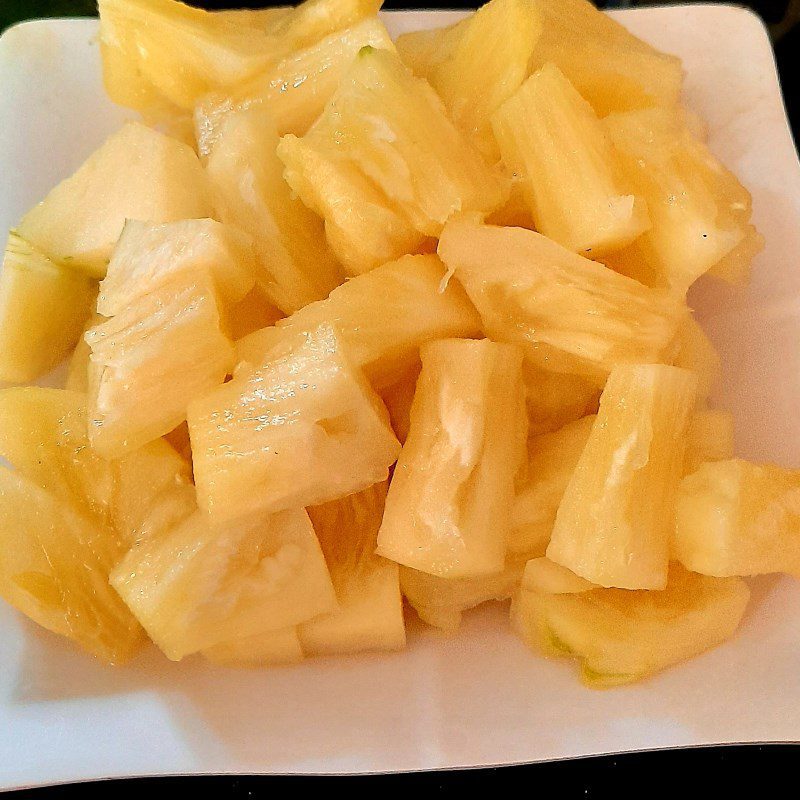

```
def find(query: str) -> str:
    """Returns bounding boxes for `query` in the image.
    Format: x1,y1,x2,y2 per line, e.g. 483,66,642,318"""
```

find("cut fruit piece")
673,311,721,403
379,361,421,445
492,63,649,256
512,563,750,687
0,468,144,664
206,106,342,314
277,127,426,276
522,365,600,437
189,323,400,522
210,7,292,30
163,422,193,467
520,557,596,595
235,254,481,389
86,279,235,458
300,481,406,656
203,627,304,668
0,233,96,384
547,364,697,589
683,410,735,476
510,415,595,558
222,286,284,342
603,108,763,293
401,559,525,633
111,507,337,660
97,219,255,317
312,46,505,237
196,18,396,153
17,122,213,278
66,314,103,394
529,0,684,117
395,17,469,78
424,0,542,158
377,338,527,578
438,217,681,384
674,459,800,578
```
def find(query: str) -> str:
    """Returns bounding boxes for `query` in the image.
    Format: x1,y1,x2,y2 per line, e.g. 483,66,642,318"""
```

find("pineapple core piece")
86,278,235,459
111,507,337,660
189,323,400,523
203,627,304,668
0,233,95,384
206,106,342,314
492,63,649,257
438,217,681,384
674,459,800,578
512,562,750,687
300,481,406,656
307,46,505,237
377,338,527,578
547,364,697,590
235,254,481,390
17,122,213,278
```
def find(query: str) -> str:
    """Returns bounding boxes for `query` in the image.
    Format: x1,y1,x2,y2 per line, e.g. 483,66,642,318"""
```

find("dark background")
1,1,799,796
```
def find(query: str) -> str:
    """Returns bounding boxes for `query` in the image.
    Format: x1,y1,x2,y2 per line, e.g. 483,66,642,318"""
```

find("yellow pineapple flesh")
519,557,596,595
203,627,304,668
66,314,103,393
673,311,722,402
395,17,469,79
683,410,735,476
379,361,421,444
221,286,284,342
547,364,697,589
377,338,527,578
522,365,600,437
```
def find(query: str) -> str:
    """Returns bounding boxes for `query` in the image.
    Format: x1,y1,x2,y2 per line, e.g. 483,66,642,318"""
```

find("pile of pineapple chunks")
0,0,790,688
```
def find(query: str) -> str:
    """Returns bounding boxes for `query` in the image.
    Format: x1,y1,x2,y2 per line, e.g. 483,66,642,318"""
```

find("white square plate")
1,5,800,790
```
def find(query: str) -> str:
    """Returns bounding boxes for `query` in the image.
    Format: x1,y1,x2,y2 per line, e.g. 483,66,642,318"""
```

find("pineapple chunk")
203,627,304,668
604,108,763,293
673,311,721,402
66,314,103,394
206,107,342,314
17,122,212,278
210,8,292,30
438,217,681,384
522,365,600,436
0,468,144,664
520,557,596,595
196,18,396,154
222,286,284,342
675,459,800,578
379,361,421,445
300,482,406,655
510,415,595,558
530,0,683,117
235,254,481,389
311,46,504,237
86,279,235,458
0,233,95,384
423,0,542,159
492,63,649,256
111,507,337,660
97,219,255,317
512,562,750,686
278,126,426,276
683,410,735,476
401,559,525,633
547,364,697,589
189,324,400,523
377,338,527,578
395,17,469,78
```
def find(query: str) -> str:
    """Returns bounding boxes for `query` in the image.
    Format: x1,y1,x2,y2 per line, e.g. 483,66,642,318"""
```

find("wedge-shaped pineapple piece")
97,219,255,317
111,507,337,660
0,469,144,664
438,217,681,383
547,364,697,589
530,0,683,117
675,460,800,578
17,122,212,278
87,279,235,458
522,365,600,437
377,339,527,578
512,562,750,686
278,126,426,276
510,416,595,558
203,627,304,668
604,108,763,293
313,46,504,237
673,312,721,402
379,361,421,445
206,107,342,314
235,254,481,389
0,233,95,384
189,324,400,522
492,64,649,256
683,410,734,477
520,557,596,595
300,482,405,655
197,18,396,154
401,560,525,634
222,286,284,342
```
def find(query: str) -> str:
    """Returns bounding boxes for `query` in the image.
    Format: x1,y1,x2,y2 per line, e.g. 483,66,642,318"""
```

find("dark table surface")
1,1,799,796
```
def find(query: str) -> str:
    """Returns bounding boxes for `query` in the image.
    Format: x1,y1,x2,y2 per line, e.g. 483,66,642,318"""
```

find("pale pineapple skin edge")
0,0,784,695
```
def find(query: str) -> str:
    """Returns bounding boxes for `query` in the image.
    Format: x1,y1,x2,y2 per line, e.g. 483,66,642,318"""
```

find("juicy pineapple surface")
683,410,735,476
203,626,305,667
189,323,400,522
